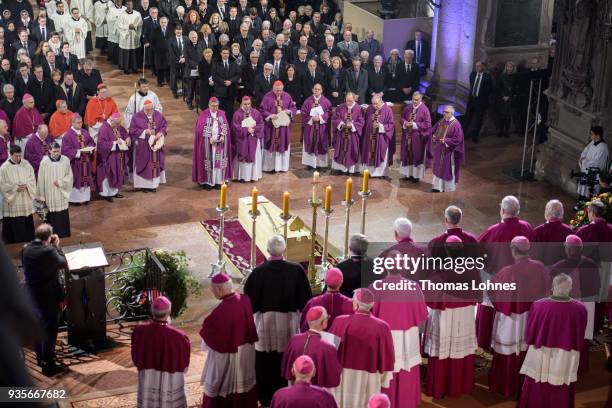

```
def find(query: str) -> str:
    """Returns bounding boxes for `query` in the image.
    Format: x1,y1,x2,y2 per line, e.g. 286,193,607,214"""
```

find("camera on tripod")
571,167,602,211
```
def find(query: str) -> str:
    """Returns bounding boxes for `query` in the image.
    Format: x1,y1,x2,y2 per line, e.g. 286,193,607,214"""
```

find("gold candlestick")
279,212,292,258
319,207,334,274
243,209,260,279
340,199,355,260
308,198,323,293
358,190,372,235
210,205,230,276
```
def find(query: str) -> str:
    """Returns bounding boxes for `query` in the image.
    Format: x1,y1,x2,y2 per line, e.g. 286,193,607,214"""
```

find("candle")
324,185,332,210
219,183,227,208
251,187,258,213
283,191,290,217
312,171,320,202
362,169,370,193
345,178,352,202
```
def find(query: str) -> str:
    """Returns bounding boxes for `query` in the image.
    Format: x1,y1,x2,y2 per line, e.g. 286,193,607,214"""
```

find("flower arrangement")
570,193,612,229
109,249,201,319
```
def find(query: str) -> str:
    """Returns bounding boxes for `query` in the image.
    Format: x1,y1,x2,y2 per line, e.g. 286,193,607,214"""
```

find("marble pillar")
429,0,479,111
536,0,612,194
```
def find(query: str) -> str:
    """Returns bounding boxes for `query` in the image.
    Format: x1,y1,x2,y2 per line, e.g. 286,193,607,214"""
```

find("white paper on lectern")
66,247,108,270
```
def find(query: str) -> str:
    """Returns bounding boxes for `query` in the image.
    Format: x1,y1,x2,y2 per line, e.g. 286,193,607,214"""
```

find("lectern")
64,242,109,351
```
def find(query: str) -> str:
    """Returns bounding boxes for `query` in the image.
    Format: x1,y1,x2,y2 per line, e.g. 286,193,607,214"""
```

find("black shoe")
83,201,90,205
186,102,194,110
115,193,124,198
70,202,81,207
140,188,150,193
42,362,66,377
213,184,221,190
150,188,157,193
201,184,212,190
431,188,441,193
103,196,114,202
410,177,419,183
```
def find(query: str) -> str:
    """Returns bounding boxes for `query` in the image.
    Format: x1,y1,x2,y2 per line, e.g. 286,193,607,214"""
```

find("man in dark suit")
151,17,172,87
30,15,55,44
157,0,179,20
42,51,64,80
212,47,241,120
405,29,431,76
227,7,242,39
293,48,309,77
214,0,229,20
359,30,383,63
22,224,68,376
397,49,420,100
253,63,276,105
256,0,269,20
235,23,254,58
168,25,186,99
60,71,86,116
266,34,290,62
12,29,36,61
291,35,315,61
367,55,388,103
270,48,287,78
241,51,262,98
464,61,493,143
27,65,55,118
335,234,375,298
318,34,341,59
13,63,31,99
343,57,368,103
75,60,103,100
302,59,325,99
141,7,161,73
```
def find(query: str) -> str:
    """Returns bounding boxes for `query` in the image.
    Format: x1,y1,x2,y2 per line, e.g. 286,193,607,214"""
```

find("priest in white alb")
117,0,143,74
36,142,72,238
200,273,258,407
65,8,89,59
124,78,162,128
0,145,36,243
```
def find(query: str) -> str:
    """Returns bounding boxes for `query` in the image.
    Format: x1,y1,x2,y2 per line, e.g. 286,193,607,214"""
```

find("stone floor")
13,54,608,407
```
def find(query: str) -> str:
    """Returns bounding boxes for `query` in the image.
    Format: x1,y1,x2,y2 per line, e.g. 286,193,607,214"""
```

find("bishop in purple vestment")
282,306,342,388
61,114,96,204
331,92,364,174
13,94,44,150
193,98,232,188
24,124,50,176
400,92,432,182
129,100,168,192
231,96,264,182
260,81,297,173
301,84,332,169
97,112,130,201
300,268,353,332
361,96,394,178
271,355,338,408
519,274,587,408
476,195,533,351
429,106,464,192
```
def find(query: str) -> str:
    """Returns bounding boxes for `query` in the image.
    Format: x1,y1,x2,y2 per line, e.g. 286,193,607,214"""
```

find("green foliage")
109,249,201,320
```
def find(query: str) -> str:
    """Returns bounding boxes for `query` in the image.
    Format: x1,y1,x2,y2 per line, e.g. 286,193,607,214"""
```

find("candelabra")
279,212,292,257
210,205,230,276
339,199,355,261
243,209,260,279
319,207,334,274
307,198,323,292
358,190,372,235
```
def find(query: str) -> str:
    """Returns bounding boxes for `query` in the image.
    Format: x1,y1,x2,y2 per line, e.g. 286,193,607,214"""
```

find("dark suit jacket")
142,16,160,45
343,68,368,103
183,41,204,78
168,35,187,67
241,63,262,97
253,73,276,105
318,45,342,59
158,0,179,20
212,59,241,98
398,61,420,94
22,240,67,310
75,69,103,98
11,39,36,60
57,53,79,74
336,255,375,298
59,82,86,116
42,61,64,80
266,44,290,62
27,77,55,115
302,70,325,98
359,39,383,61
468,71,493,105
151,26,173,69
270,59,288,77
367,67,389,96
13,75,30,98
30,23,55,44
406,39,431,69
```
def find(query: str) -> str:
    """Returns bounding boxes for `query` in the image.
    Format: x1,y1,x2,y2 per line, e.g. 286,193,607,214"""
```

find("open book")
65,247,109,271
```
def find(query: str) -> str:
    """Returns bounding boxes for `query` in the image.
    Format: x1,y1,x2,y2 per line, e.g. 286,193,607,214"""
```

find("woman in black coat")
197,48,214,111
281,64,303,108
325,56,345,107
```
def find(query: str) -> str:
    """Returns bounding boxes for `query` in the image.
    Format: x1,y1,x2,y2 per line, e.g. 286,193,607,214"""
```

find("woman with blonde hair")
209,12,222,40
198,48,214,110
199,24,217,49
34,42,51,65
325,56,344,106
